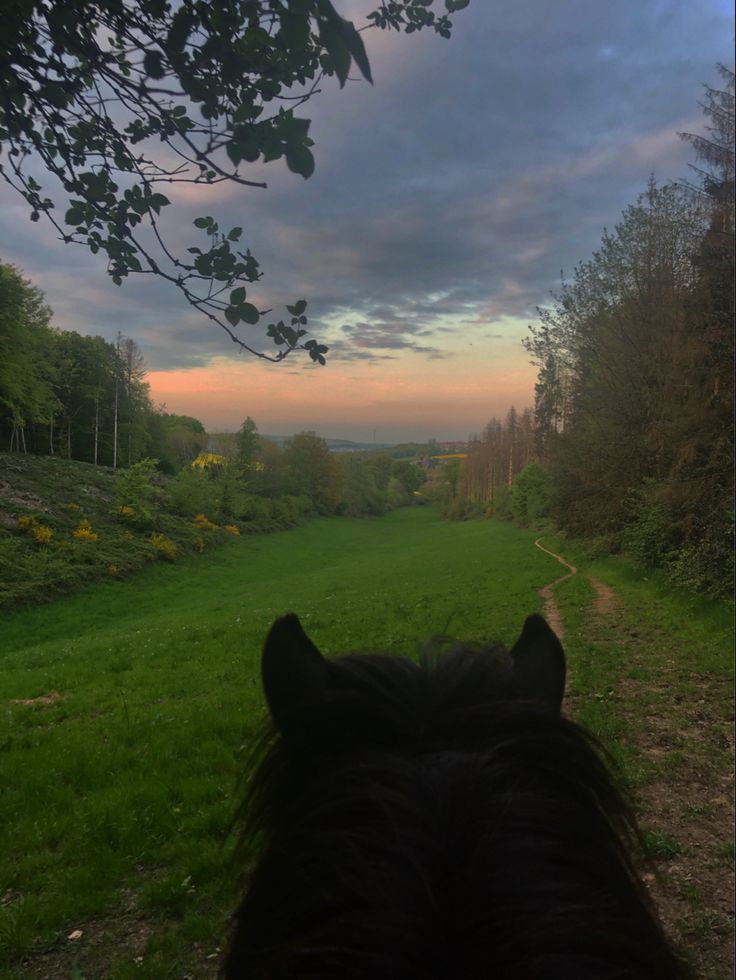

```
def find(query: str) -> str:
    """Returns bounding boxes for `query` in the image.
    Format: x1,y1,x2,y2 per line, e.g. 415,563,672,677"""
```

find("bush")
667,507,734,600
510,463,553,525
115,458,162,526
620,481,679,568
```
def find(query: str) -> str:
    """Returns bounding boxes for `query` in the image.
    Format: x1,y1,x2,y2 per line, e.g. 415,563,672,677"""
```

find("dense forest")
0,263,209,472
457,66,734,598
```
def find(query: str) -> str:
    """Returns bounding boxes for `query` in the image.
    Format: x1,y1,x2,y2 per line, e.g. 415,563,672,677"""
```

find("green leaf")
193,217,209,229
227,227,243,241
285,145,315,179
225,306,241,326
149,193,170,213
445,0,470,9
226,140,243,166
65,207,84,226
44,84,68,109
143,50,166,79
240,303,259,324
336,17,373,84
287,299,307,316
230,286,246,305
319,23,351,87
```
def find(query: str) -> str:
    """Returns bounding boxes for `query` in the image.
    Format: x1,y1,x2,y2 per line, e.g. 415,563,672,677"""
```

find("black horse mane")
223,617,691,979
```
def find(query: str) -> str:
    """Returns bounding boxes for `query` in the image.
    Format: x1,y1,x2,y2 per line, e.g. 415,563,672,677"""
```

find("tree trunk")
94,395,99,466
113,344,119,470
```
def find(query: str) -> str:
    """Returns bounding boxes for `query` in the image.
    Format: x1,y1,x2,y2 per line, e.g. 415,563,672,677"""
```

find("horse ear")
262,614,330,733
509,614,566,712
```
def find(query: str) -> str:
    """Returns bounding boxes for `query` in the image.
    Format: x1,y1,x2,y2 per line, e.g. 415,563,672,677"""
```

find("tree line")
0,260,208,472
455,67,734,598
201,422,425,521
0,265,425,522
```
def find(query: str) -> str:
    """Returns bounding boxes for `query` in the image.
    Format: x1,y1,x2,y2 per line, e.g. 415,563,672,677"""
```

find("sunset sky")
0,0,732,442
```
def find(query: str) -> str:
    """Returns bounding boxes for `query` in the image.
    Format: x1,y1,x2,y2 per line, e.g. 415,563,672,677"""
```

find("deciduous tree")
0,0,466,363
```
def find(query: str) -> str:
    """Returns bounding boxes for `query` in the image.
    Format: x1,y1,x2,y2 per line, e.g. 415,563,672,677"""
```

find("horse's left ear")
509,614,566,712
261,613,331,734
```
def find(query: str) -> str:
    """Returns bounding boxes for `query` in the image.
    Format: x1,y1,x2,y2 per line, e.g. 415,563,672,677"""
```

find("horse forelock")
224,641,692,979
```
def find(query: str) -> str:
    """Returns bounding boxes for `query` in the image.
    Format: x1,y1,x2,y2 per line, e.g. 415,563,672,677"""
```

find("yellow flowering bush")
193,537,205,554
192,452,225,470
31,524,54,544
119,505,136,519
62,502,80,512
193,513,217,531
17,515,37,530
73,519,98,541
108,564,119,576
151,532,177,561
224,524,240,536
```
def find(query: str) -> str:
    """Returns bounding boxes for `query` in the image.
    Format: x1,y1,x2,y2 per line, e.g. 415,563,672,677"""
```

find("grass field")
0,508,732,978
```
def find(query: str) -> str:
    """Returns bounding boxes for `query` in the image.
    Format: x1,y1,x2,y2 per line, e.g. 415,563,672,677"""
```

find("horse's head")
222,614,691,980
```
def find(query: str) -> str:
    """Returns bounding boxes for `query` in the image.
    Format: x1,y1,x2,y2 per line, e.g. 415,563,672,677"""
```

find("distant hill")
260,435,397,452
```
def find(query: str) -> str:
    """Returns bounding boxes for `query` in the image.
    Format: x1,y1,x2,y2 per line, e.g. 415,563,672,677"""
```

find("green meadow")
1,508,732,979
1,508,556,978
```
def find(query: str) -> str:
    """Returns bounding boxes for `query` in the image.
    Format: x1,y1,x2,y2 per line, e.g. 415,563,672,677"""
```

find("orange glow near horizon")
147,339,537,441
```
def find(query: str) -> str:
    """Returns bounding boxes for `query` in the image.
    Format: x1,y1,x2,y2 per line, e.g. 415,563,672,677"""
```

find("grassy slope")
1,508,558,979
0,453,243,610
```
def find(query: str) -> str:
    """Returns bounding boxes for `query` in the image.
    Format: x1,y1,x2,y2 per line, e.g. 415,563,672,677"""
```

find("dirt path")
534,537,577,639
533,540,734,979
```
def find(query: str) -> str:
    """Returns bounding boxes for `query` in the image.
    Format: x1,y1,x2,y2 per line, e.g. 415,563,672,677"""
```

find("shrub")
193,513,217,531
31,524,54,544
73,519,98,542
115,458,161,526
510,463,553,525
150,532,177,561
620,482,679,568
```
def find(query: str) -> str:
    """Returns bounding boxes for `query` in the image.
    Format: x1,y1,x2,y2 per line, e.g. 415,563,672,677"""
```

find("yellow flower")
32,524,54,544
73,519,98,541
150,532,177,561
193,536,205,554
224,524,240,536
192,513,217,530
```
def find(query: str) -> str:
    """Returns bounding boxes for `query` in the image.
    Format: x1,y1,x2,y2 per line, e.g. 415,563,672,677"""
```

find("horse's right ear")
261,614,331,734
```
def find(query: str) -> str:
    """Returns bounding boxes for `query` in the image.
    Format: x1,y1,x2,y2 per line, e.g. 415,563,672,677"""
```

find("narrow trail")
534,537,577,640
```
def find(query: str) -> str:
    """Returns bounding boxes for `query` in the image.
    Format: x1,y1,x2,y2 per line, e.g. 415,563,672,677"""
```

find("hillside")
0,454,244,609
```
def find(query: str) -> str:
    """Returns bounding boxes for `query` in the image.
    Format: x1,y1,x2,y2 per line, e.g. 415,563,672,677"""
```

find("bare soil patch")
534,537,577,639
9,691,66,707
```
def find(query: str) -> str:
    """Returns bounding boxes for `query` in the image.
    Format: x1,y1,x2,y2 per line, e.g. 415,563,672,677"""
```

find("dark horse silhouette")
223,613,691,979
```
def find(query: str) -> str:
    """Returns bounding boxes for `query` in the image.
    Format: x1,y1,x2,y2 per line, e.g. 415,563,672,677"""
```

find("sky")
0,0,732,442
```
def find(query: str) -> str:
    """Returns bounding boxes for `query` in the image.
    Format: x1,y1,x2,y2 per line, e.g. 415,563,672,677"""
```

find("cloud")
0,0,731,436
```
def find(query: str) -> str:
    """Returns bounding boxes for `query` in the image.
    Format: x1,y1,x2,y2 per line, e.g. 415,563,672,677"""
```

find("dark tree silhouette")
0,0,467,363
